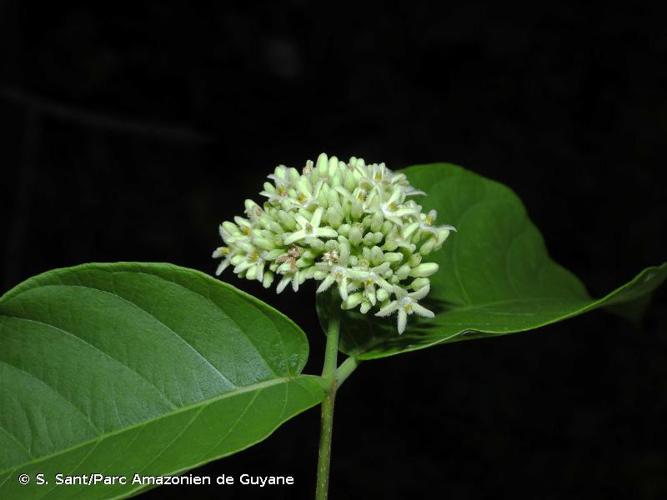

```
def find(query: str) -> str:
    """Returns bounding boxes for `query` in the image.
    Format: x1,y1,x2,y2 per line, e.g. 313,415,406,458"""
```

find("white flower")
277,271,304,294
375,285,435,334
291,177,324,210
232,249,268,282
259,182,289,203
379,190,420,226
284,207,337,245
316,265,352,300
404,186,426,196
418,209,456,236
213,153,456,334
274,246,302,273
212,246,233,275
347,262,393,306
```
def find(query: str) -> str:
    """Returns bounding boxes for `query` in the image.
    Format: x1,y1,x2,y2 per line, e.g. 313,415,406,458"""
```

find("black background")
1,2,666,499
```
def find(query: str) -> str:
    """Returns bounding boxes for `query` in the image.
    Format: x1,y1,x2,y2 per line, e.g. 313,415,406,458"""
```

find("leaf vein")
2,315,179,411
0,358,100,434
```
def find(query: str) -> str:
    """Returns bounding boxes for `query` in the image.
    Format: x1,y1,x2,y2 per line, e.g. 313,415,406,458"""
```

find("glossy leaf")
0,263,323,499
322,163,666,360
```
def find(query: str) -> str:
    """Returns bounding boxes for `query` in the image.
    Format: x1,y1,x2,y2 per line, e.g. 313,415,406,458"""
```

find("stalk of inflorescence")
315,304,340,500
314,295,360,500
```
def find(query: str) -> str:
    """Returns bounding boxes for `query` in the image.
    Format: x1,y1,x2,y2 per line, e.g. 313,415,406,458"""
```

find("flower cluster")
213,153,455,334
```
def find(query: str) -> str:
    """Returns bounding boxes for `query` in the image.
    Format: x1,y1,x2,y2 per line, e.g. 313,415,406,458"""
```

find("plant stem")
315,307,340,500
321,307,340,381
316,384,336,500
336,356,358,386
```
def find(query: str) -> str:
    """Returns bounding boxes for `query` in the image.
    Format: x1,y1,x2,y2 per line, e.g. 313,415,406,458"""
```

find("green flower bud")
337,223,350,237
410,263,439,278
420,238,437,255
410,278,430,290
349,224,363,245
408,253,422,267
384,252,403,264
362,232,376,246
396,264,411,280
376,288,390,302
253,237,275,250
342,293,364,310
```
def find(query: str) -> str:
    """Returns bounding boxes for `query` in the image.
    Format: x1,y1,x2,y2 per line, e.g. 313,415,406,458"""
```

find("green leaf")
324,163,666,360
0,263,323,499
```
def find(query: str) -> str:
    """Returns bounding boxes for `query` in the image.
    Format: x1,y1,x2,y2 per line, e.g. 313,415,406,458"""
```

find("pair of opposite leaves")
0,163,664,499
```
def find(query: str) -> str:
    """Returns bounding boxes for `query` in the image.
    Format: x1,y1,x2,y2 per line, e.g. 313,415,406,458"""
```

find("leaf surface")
0,263,323,499
324,164,666,359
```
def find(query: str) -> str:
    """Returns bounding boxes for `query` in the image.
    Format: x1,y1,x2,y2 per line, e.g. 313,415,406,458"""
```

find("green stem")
315,307,340,500
321,307,340,381
336,356,358,386
315,384,336,500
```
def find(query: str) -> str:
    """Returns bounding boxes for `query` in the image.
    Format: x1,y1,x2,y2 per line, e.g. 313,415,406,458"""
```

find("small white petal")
409,284,431,301
406,189,426,196
234,261,252,274
316,227,338,239
215,259,230,276
376,301,399,317
397,309,407,334
403,222,420,239
317,275,336,293
311,207,324,228
284,230,306,245
294,214,310,227
338,280,349,301
412,303,435,318
276,276,291,294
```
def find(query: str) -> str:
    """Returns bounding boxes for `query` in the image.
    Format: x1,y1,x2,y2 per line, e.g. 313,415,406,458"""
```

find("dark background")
1,2,666,499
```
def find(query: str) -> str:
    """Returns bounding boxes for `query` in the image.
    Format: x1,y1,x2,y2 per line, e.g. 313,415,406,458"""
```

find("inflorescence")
213,153,455,334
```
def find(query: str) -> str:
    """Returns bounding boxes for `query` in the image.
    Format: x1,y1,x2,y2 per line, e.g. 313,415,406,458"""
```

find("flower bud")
253,237,275,250
384,252,403,264
326,206,343,228
262,272,274,288
411,278,430,290
342,293,364,310
371,211,384,232
410,263,439,278
349,224,363,245
396,264,411,280
316,152,328,172
363,232,376,246
337,223,350,237
420,238,437,255
408,253,422,267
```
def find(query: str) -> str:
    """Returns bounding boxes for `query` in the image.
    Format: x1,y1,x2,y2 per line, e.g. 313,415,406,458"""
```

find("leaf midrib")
0,376,308,477
355,264,666,359
443,296,587,314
